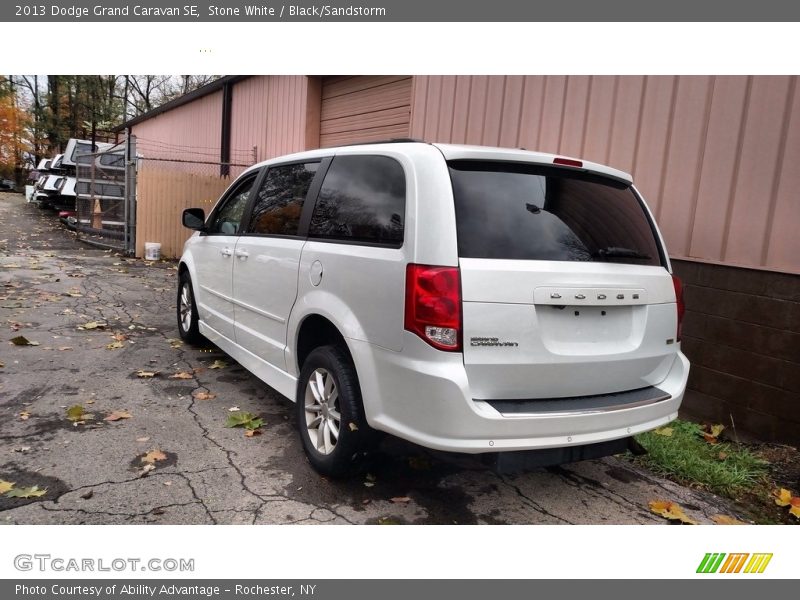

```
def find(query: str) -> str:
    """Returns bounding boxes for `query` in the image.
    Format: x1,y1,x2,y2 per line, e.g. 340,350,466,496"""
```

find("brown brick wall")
672,259,800,445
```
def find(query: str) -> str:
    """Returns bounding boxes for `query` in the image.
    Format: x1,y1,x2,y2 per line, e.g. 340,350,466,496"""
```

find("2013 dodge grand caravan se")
178,141,689,476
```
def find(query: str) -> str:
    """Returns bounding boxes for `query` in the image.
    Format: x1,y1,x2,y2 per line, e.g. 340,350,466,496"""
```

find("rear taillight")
672,274,685,342
404,264,462,351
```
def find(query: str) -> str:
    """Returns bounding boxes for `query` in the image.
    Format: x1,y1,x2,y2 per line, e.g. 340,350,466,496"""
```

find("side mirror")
182,208,206,231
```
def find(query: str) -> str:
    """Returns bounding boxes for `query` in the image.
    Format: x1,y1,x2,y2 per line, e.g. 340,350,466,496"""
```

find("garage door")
320,76,412,147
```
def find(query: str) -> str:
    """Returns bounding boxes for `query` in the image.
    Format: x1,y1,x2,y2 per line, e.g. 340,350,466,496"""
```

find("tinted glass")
309,155,405,245
100,153,125,168
247,162,319,236
207,175,256,235
449,161,662,266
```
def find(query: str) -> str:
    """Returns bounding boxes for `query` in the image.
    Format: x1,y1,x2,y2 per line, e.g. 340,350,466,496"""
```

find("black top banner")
4,0,800,22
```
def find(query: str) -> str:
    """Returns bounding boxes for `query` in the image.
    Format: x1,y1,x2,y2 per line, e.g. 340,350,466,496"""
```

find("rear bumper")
351,332,688,453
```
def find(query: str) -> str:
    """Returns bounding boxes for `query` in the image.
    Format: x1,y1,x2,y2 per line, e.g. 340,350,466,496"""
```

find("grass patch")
634,419,768,496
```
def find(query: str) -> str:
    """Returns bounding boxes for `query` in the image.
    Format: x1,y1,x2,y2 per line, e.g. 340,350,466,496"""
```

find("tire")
177,271,204,345
296,345,375,477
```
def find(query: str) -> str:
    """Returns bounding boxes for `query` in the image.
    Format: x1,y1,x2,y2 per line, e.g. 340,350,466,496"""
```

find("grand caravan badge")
470,337,519,347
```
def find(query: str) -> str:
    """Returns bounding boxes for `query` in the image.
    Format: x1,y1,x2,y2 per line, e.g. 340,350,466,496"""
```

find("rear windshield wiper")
593,247,651,260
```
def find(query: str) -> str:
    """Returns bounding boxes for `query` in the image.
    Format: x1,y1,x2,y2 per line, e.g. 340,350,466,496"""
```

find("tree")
0,76,31,180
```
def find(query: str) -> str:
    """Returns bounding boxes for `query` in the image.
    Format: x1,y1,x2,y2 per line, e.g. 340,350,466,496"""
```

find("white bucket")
144,242,161,261
25,185,34,202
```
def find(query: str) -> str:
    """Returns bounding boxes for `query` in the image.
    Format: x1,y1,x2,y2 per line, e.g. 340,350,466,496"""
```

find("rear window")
449,161,663,266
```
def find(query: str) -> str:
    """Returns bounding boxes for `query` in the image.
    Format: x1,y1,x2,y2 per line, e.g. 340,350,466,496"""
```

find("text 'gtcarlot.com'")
13,554,194,572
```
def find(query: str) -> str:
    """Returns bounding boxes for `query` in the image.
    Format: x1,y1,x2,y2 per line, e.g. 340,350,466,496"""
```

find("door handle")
235,249,249,260
220,247,233,258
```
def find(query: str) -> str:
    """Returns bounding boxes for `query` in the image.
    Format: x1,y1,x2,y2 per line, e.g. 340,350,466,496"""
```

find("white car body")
179,142,688,463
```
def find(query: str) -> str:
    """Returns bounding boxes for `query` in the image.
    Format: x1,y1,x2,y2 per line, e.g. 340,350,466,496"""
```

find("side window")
246,162,319,236
309,155,405,246
207,173,257,235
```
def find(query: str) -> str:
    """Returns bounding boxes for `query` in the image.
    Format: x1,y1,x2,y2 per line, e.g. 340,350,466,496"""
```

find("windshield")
448,160,663,266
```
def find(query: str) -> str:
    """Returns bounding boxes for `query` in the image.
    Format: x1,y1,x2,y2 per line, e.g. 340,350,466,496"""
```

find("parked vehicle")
35,174,65,209
178,141,689,476
0,179,15,191
62,138,113,167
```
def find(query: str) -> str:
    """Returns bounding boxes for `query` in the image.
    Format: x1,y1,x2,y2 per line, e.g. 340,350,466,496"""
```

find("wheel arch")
294,314,355,376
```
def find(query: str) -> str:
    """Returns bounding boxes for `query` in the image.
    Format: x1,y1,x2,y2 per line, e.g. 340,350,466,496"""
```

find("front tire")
296,345,374,477
177,271,203,345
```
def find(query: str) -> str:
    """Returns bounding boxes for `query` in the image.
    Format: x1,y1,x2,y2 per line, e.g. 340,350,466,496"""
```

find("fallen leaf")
10,335,39,346
193,391,216,401
79,321,106,330
209,359,227,369
151,507,166,515
104,410,133,422
654,427,674,437
66,405,93,422
363,482,375,488
5,485,47,498
349,422,359,432
228,406,241,412
136,370,158,378
106,340,124,350
141,450,167,464
169,372,193,379
712,514,748,525
0,361,4,368
112,333,128,342
58,346,73,351
648,500,697,524
139,464,155,477
790,498,800,519
717,451,729,460
136,436,150,442
225,411,263,430
244,429,262,437
0,480,15,494
773,488,793,507
702,423,725,444
377,516,401,525
390,496,411,504
80,490,94,500
19,411,30,421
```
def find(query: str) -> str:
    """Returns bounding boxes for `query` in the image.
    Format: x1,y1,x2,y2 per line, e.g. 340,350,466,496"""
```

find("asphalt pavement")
0,192,744,525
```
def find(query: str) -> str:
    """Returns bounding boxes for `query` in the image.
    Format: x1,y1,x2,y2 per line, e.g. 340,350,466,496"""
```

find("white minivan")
178,141,688,476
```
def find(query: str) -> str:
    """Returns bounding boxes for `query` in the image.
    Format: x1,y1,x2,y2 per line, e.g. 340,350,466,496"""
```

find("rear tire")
177,271,203,345
296,345,375,477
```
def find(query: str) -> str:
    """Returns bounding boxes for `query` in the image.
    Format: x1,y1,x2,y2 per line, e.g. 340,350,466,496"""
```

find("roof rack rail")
339,138,427,147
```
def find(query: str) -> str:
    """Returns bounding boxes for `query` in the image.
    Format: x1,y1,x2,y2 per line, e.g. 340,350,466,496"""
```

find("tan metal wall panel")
320,76,411,147
230,75,314,163
766,79,800,272
131,90,224,164
689,76,751,263
724,76,794,267
409,75,800,274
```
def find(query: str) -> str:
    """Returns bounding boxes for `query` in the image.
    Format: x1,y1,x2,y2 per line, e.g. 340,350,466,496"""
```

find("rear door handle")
235,249,249,260
220,247,233,258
